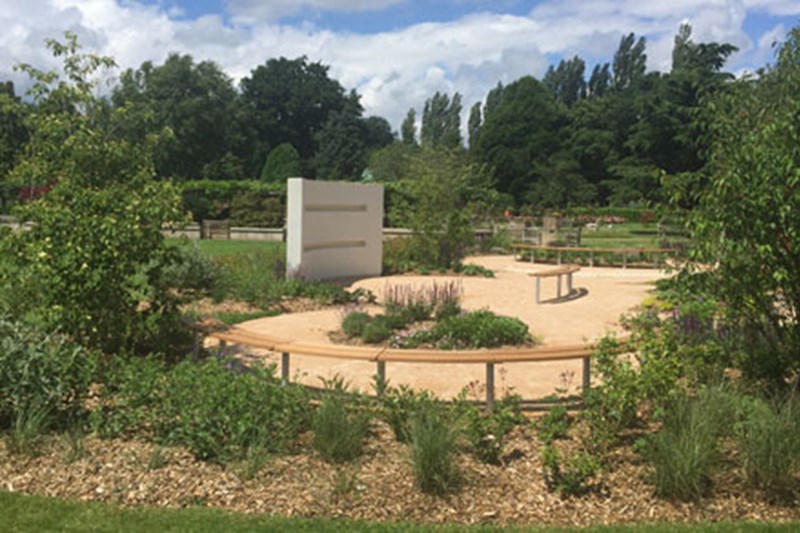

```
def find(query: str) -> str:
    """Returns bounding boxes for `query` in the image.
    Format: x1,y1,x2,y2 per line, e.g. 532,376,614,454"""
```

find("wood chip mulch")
2,422,799,528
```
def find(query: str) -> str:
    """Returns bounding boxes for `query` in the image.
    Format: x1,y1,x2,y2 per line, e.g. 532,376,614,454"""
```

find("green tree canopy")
1,32,186,354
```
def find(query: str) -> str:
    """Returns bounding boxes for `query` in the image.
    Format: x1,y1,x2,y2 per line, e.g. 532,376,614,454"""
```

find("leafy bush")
150,358,311,462
642,392,724,501
454,394,522,464
378,384,434,443
165,241,222,298
0,319,96,430
459,264,494,278
736,395,800,498
230,191,284,227
535,405,572,444
361,317,393,344
342,311,371,338
429,310,529,349
410,403,461,495
312,391,371,464
541,445,600,497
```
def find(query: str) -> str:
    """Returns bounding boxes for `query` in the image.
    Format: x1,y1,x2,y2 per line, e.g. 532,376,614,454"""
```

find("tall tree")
240,56,350,177
473,76,567,200
401,108,417,145
467,101,482,148
587,63,611,97
0,81,27,183
612,33,647,90
543,56,587,106
112,54,240,181
421,91,462,150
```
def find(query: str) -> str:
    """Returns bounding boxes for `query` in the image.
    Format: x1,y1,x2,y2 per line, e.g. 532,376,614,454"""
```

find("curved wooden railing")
188,319,619,406
511,243,677,268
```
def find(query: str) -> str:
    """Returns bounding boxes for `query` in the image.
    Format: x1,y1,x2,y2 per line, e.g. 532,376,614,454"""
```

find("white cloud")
224,0,407,24
0,0,793,134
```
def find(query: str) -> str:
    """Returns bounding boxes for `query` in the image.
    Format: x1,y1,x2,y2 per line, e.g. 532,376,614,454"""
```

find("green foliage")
388,149,500,269
428,309,530,350
230,191,283,227
164,240,222,299
360,317,393,344
686,27,800,383
341,311,371,338
377,384,434,443
541,445,600,497
641,392,724,501
421,91,462,150
154,358,311,462
260,143,300,183
535,405,572,444
458,264,494,278
2,33,186,354
5,399,52,456
180,179,284,223
410,403,461,495
736,395,800,498
454,394,522,465
0,319,96,429
312,390,371,464
384,281,462,322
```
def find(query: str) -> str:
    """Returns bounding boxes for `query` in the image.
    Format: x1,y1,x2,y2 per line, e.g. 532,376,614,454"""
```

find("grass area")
579,222,665,249
1,491,797,532
168,238,284,258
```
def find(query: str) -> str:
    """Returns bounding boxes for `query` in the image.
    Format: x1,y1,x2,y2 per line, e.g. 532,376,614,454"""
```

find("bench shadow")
540,287,589,304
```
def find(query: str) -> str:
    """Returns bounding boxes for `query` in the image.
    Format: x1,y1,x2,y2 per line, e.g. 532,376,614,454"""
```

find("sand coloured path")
226,255,667,400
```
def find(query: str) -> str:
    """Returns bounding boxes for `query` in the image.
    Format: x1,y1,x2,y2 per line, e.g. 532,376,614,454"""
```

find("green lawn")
168,238,284,258
1,491,797,532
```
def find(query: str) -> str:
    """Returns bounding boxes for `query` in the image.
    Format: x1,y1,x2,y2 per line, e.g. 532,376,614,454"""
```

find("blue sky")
1,0,798,130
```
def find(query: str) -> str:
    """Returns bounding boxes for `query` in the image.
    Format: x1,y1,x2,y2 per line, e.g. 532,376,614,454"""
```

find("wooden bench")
528,264,581,304
186,321,630,407
511,243,676,268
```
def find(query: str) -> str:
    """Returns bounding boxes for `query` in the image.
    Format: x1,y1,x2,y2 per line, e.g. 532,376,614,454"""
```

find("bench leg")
567,272,573,294
557,275,562,299
589,251,594,268
376,361,386,396
218,340,227,359
535,277,541,304
281,352,290,385
485,363,495,409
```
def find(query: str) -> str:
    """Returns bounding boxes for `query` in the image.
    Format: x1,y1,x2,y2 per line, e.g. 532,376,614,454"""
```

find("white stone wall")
286,178,383,281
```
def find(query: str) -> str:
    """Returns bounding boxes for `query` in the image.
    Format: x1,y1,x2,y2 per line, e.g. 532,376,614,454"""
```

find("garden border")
511,243,677,268
188,320,624,407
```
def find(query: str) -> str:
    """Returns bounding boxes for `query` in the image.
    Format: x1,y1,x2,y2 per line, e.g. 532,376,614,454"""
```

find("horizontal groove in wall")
303,240,367,252
305,204,367,212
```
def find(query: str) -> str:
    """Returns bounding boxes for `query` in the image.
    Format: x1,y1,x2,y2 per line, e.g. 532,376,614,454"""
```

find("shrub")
736,395,800,498
431,309,529,349
164,241,221,298
361,317,393,344
151,358,311,462
378,384,434,443
410,403,461,495
459,264,494,278
342,311,371,338
0,319,96,430
384,281,462,322
541,445,600,497
642,393,721,501
535,405,572,444
312,392,371,464
454,394,522,465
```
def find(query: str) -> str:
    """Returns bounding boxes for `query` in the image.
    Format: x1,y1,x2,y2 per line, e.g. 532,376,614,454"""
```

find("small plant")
429,309,530,349
378,384,434,443
147,446,169,470
541,445,600,497
410,403,461,495
360,318,393,344
61,426,88,463
535,405,572,444
736,395,800,499
460,264,494,278
234,445,271,481
6,401,51,456
642,393,721,501
342,311,371,338
455,393,522,465
312,391,371,464
383,281,462,322
330,467,360,504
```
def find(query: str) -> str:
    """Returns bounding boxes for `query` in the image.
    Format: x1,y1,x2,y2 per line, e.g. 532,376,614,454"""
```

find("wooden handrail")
188,321,630,406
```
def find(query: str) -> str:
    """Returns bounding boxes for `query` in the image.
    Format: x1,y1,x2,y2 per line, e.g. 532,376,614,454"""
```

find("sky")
1,0,799,132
